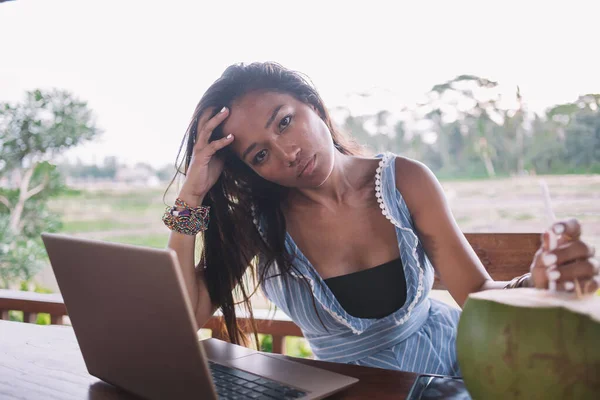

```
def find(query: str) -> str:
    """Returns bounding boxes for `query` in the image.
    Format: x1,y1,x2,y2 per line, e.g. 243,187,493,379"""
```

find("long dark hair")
169,62,362,347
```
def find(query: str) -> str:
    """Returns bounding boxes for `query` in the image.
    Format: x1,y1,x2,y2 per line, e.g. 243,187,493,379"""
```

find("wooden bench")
0,233,541,354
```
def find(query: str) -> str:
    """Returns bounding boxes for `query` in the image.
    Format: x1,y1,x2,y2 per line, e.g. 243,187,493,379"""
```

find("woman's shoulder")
392,155,445,218
392,155,434,184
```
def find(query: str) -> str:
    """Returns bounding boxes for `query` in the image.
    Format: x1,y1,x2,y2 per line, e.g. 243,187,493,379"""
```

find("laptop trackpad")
224,353,346,391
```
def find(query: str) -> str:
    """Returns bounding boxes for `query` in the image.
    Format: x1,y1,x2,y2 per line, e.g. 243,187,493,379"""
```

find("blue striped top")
257,152,461,376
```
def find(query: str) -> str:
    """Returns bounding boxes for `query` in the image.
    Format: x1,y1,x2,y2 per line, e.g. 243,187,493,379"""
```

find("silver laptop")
42,233,358,400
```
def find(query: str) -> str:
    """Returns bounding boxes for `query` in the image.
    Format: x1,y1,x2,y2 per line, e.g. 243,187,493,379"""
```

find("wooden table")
0,320,418,399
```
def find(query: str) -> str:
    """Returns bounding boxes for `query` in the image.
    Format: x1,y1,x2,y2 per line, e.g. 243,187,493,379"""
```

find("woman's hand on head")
179,107,234,204
530,218,599,294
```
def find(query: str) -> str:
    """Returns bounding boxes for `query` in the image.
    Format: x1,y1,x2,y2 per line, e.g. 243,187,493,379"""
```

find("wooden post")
272,335,286,355
23,312,37,323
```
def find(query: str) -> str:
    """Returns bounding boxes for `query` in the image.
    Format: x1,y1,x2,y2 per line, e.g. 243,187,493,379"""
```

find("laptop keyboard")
208,361,308,399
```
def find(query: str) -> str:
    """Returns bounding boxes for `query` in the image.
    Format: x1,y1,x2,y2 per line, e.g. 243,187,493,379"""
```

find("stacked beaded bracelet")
162,198,210,236
504,272,532,289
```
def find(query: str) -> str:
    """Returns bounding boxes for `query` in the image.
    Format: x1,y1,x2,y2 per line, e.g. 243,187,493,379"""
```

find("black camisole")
323,258,407,319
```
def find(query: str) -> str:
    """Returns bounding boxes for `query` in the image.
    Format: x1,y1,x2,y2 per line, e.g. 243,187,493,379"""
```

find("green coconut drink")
457,288,600,399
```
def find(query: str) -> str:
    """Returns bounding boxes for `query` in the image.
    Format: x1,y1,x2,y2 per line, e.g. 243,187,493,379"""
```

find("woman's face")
223,90,335,188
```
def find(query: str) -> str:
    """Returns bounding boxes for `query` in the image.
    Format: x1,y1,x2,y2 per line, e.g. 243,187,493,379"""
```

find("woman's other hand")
530,218,599,294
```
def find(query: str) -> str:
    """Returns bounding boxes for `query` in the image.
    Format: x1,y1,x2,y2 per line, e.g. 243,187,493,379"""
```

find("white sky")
1,0,599,167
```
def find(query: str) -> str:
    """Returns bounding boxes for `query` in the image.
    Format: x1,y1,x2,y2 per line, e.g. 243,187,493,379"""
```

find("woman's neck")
287,151,377,209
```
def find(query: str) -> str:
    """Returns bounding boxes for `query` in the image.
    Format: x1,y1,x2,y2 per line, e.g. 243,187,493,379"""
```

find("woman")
164,62,599,376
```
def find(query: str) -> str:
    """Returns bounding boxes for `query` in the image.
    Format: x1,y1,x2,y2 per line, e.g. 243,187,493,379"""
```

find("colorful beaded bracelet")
162,198,210,236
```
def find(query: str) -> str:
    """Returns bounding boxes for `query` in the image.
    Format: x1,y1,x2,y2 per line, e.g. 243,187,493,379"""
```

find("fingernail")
564,281,575,291
226,134,233,139
220,107,227,113
547,270,561,281
542,253,557,267
553,224,565,235
548,231,557,250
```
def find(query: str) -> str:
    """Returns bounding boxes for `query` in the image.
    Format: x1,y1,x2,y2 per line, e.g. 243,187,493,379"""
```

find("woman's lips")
298,154,316,177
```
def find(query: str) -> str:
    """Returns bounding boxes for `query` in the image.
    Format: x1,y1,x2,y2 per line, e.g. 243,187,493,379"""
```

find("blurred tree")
342,113,373,151
564,108,600,172
0,89,100,288
425,75,502,177
497,86,527,174
335,80,598,179
156,164,177,182
371,110,393,153
423,109,452,170
525,114,565,174
527,94,600,174
391,120,409,155
60,155,121,180
102,156,118,179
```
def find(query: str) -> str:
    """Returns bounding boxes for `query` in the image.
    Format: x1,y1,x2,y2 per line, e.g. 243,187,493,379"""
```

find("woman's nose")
286,147,301,166
274,142,301,166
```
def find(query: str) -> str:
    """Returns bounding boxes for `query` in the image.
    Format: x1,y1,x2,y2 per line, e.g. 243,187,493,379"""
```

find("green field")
49,174,600,254
49,187,173,247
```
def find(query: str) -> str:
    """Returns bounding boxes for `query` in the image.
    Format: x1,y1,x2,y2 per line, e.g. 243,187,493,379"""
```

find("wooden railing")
0,233,541,354
0,289,66,325
0,288,301,354
435,232,541,289
204,309,303,354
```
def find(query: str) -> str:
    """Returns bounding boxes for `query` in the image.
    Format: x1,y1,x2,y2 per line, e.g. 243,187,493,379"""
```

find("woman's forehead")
223,91,295,133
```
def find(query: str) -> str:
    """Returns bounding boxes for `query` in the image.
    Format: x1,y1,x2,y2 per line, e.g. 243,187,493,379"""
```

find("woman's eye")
279,115,292,131
253,149,268,165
